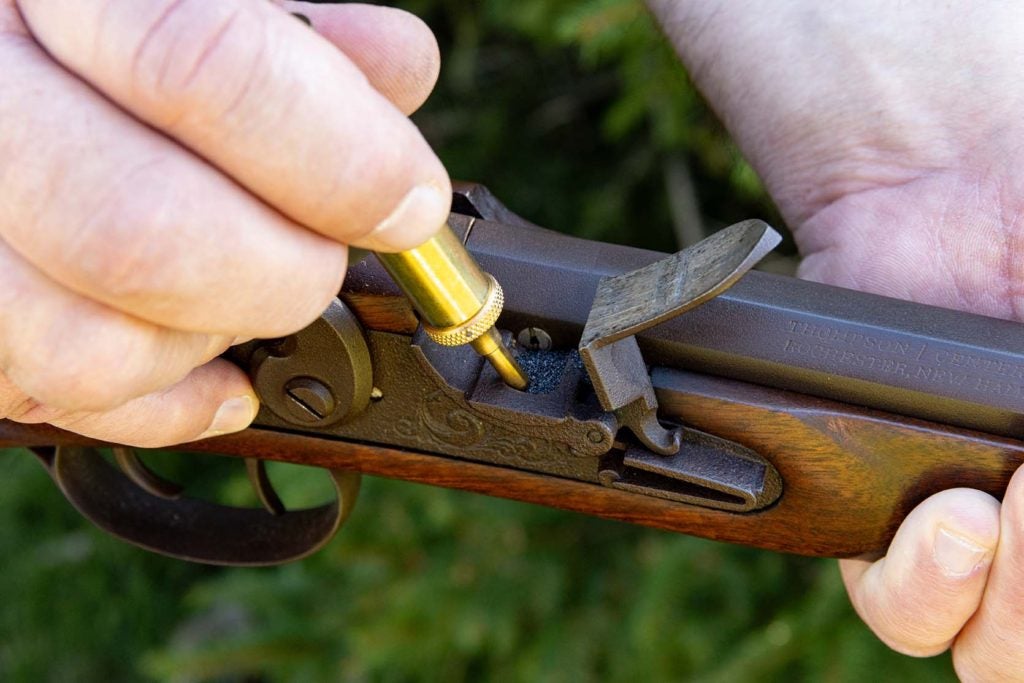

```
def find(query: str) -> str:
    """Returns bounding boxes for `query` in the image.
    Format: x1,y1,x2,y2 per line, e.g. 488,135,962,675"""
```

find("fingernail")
933,527,991,577
199,395,257,439
361,184,450,252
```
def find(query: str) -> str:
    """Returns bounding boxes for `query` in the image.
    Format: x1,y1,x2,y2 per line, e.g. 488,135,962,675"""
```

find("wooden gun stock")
2,370,1021,558
2,183,1023,564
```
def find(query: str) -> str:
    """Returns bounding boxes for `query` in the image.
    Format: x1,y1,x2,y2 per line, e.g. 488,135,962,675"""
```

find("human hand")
649,1,1024,678
0,1,449,447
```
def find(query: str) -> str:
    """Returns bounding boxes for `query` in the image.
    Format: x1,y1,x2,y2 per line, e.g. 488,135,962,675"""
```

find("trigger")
246,458,286,516
30,446,360,566
114,446,183,500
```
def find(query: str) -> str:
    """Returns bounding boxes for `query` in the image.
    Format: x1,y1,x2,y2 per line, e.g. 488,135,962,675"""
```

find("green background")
0,1,958,680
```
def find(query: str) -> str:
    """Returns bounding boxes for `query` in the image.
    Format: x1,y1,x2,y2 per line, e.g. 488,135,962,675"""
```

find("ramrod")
2,183,1022,566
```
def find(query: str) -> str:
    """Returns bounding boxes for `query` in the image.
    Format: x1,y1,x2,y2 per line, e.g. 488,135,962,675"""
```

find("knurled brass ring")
423,274,504,346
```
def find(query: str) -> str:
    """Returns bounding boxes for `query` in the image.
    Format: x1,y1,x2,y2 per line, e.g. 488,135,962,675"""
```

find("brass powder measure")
285,11,528,389
375,225,529,390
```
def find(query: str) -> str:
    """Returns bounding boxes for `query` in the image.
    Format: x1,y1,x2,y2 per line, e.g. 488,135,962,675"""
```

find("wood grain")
340,292,418,335
4,369,1021,557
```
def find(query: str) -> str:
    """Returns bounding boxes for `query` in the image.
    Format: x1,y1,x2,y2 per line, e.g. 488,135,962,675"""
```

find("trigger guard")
31,446,359,567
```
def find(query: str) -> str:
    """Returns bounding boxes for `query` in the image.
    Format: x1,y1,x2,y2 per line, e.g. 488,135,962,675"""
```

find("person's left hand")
648,2,1024,677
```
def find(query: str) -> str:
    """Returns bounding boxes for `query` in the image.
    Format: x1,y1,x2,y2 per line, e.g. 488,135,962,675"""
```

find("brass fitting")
376,225,529,390
420,272,503,346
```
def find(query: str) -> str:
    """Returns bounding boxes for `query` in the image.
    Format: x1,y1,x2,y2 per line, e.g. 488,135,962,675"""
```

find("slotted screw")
284,377,336,422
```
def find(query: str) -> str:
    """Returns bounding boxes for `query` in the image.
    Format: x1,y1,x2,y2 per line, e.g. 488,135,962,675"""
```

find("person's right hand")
0,1,450,447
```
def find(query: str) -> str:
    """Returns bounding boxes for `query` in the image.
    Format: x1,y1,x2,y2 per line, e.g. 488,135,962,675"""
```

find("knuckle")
6,314,179,413
260,284,335,339
13,336,128,411
71,161,181,304
299,263,346,322
250,245,345,338
0,372,50,422
75,240,166,306
132,0,269,127
4,396,46,422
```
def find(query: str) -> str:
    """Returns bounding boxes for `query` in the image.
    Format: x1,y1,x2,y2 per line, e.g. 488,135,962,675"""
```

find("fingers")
282,2,440,115
3,360,257,448
0,35,346,337
0,239,232,412
951,465,1024,680
1,1,442,444
839,488,1000,657
20,0,450,252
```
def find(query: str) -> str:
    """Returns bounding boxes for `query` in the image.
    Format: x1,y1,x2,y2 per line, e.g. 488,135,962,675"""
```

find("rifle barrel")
462,219,1024,438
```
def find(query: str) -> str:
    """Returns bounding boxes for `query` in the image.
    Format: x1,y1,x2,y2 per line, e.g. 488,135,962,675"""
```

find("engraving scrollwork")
488,436,543,462
418,391,485,448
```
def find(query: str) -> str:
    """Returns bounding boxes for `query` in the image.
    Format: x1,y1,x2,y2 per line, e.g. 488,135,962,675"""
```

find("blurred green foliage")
406,0,780,249
1,1,957,681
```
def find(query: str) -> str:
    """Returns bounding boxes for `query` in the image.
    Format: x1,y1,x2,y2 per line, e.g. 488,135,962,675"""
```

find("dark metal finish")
464,213,1024,439
580,221,781,455
598,429,782,512
241,330,620,481
451,181,544,229
236,315,782,514
228,198,788,515
246,458,286,516
646,274,1024,439
114,446,182,500
245,298,372,429
31,446,360,566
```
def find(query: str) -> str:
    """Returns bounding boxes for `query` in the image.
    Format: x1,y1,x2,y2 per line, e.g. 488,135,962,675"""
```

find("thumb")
839,488,1000,656
13,360,258,448
283,1,441,115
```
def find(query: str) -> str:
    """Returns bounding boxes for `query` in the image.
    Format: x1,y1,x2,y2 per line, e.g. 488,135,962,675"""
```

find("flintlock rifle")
1,183,1022,565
